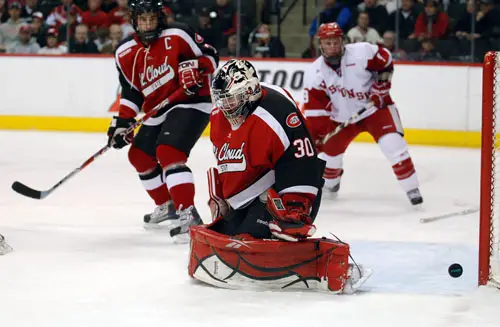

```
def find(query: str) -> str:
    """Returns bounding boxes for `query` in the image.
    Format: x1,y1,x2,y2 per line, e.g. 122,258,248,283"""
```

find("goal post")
480,51,500,287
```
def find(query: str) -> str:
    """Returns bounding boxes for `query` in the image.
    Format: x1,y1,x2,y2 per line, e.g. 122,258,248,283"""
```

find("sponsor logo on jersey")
118,48,131,58
216,142,247,173
286,112,301,128
346,63,356,67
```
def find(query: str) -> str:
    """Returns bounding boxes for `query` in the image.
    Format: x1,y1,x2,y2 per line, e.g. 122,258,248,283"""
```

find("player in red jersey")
106,0,219,241
187,59,372,294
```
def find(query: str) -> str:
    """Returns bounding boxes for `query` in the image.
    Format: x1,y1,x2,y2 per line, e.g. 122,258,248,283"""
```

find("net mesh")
492,53,500,286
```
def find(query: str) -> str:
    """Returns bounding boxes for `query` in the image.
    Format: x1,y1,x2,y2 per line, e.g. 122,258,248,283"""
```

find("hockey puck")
448,263,463,278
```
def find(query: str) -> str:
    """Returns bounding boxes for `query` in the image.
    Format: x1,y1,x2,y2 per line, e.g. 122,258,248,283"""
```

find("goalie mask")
317,22,345,66
211,59,262,130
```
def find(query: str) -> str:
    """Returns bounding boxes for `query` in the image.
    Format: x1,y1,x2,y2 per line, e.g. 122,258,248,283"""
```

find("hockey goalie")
188,59,371,294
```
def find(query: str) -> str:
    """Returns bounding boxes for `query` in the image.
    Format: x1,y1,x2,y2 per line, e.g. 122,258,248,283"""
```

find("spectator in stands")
0,0,9,24
455,0,479,40
69,23,98,53
31,11,46,47
308,0,351,38
388,0,419,39
382,30,407,59
219,32,249,57
378,0,398,14
21,0,38,21
38,27,67,54
46,0,82,28
7,23,40,53
194,7,222,50
100,0,116,13
0,1,25,51
120,9,134,39
108,0,128,25
407,37,442,61
82,0,109,33
57,6,78,43
476,0,500,38
100,23,121,53
413,0,449,40
355,0,389,35
93,25,110,51
347,11,383,44
212,0,236,36
162,6,175,25
249,23,285,58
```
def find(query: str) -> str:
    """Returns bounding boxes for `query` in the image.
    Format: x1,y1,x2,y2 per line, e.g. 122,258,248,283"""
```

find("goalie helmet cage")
480,51,500,287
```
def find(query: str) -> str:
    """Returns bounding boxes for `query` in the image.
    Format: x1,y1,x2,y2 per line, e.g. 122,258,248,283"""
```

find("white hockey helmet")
211,59,262,129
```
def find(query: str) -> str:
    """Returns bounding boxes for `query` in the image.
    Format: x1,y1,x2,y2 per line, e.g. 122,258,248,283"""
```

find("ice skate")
323,182,340,199
0,234,13,255
407,188,423,208
343,264,372,294
169,205,203,243
143,200,179,229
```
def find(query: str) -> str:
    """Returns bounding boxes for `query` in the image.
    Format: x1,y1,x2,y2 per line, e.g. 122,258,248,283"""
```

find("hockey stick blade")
419,207,479,224
12,181,46,199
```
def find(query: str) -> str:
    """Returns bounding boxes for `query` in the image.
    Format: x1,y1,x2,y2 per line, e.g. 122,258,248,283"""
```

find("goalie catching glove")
107,116,136,149
266,189,316,242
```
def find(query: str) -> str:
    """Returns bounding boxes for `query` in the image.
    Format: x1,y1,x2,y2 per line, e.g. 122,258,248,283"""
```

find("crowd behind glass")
0,0,498,62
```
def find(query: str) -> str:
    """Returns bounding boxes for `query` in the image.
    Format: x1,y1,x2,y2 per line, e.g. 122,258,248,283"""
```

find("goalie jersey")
210,83,325,209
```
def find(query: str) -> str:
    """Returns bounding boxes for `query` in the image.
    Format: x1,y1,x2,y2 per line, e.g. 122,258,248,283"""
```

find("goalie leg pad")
188,225,366,294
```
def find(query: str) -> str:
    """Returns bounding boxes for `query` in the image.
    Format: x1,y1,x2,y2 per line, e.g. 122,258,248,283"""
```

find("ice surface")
0,131,498,327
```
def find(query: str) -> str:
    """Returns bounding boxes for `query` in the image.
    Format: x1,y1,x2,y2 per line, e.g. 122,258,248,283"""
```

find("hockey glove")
179,59,204,96
207,167,230,221
266,188,316,242
369,81,394,109
107,116,136,149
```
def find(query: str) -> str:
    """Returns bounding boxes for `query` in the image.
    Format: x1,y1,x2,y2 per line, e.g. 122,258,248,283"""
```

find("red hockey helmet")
317,23,345,66
318,22,343,40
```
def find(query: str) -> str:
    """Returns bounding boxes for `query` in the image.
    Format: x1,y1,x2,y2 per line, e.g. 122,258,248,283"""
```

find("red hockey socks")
128,146,171,205
156,144,195,210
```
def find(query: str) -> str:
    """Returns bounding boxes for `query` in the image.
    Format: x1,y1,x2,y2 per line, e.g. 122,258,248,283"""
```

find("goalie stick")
320,107,368,145
12,88,186,200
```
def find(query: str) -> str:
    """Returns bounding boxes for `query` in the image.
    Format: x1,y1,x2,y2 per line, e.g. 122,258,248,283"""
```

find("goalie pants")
210,189,322,239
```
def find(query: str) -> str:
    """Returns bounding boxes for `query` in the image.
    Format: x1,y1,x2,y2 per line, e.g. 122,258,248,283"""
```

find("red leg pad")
188,225,350,293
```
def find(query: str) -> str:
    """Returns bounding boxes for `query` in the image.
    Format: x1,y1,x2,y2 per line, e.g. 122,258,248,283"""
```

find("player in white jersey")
301,22,423,206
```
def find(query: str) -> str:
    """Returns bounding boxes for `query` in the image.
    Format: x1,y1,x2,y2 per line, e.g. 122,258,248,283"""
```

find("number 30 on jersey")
293,138,315,158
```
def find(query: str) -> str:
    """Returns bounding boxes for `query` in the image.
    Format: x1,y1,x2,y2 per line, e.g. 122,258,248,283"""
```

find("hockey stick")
11,88,186,200
419,207,479,224
321,107,368,145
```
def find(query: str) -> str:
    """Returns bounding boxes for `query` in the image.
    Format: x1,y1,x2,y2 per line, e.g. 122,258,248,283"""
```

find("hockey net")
480,51,500,287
